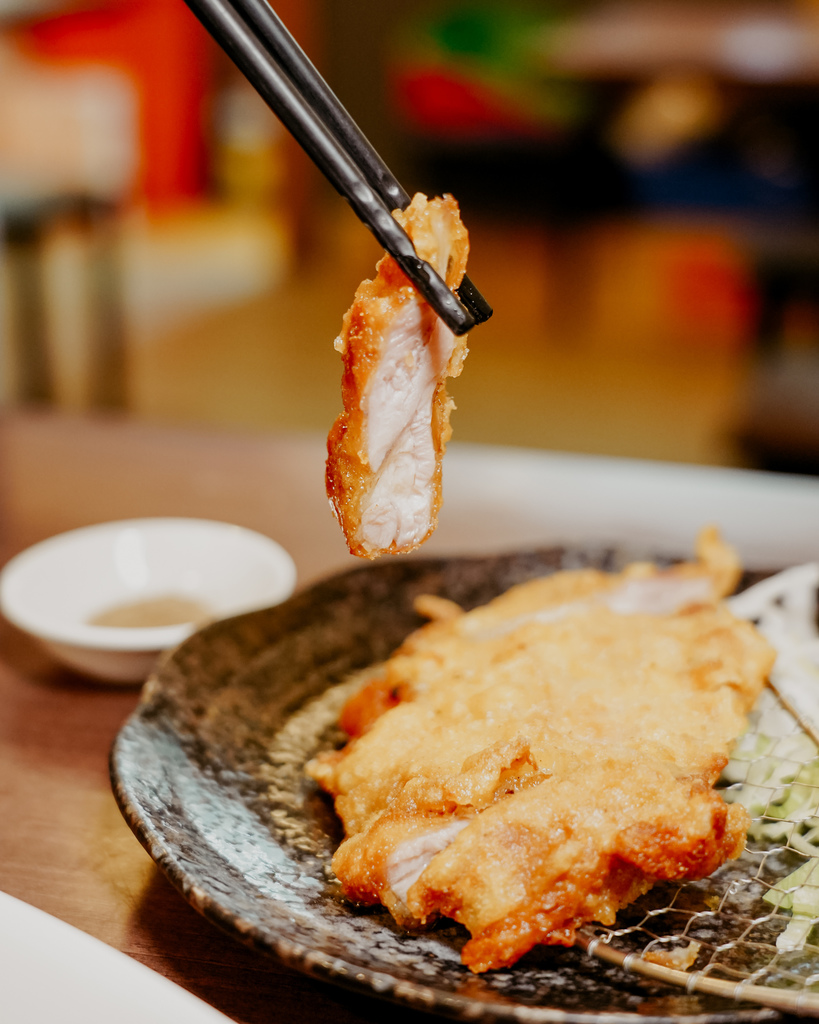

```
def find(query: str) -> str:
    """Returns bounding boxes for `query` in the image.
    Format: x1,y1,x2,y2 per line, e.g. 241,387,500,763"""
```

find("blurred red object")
16,0,214,208
393,66,551,140
666,239,759,352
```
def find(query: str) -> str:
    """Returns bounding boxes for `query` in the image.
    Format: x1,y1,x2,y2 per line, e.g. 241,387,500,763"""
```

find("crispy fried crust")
306,531,774,972
326,193,470,559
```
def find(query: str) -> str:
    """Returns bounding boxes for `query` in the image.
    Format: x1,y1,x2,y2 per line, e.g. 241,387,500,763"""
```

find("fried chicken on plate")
307,529,774,972
326,193,469,559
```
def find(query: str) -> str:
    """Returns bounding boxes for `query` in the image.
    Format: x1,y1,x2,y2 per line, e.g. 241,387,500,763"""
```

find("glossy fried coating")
325,193,469,559
306,530,774,972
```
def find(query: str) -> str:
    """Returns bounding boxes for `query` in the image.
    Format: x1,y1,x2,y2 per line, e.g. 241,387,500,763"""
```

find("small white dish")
0,517,296,684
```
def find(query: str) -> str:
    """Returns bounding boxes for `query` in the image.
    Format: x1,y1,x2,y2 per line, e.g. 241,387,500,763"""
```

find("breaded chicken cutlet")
307,529,774,973
326,193,469,559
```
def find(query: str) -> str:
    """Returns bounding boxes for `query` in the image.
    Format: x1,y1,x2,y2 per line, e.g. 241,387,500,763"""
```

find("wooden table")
2,408,819,1023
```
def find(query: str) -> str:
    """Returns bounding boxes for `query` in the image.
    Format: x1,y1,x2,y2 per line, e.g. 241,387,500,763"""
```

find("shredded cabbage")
725,563,819,951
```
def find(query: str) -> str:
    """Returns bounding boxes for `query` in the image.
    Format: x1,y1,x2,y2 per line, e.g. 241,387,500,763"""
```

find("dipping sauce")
88,596,212,628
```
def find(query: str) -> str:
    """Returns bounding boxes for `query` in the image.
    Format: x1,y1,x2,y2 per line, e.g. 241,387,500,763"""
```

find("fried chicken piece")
326,193,470,559
306,530,774,972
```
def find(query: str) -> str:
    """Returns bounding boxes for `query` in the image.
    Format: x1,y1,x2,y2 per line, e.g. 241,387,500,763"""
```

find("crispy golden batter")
326,193,469,559
307,529,774,972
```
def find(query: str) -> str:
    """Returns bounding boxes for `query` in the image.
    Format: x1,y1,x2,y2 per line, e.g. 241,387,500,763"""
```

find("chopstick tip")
456,277,493,326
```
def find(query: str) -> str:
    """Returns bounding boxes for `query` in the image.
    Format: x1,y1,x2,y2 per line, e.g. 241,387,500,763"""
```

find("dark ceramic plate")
110,549,779,1024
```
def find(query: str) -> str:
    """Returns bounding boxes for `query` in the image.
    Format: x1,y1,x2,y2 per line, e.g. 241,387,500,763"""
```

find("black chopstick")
182,0,491,335
222,0,492,327
228,0,409,214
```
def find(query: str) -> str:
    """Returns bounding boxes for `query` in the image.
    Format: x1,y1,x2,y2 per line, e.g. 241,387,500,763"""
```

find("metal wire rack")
578,684,819,1015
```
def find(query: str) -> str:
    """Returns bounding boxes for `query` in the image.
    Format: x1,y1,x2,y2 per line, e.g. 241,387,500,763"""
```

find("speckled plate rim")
110,551,781,1024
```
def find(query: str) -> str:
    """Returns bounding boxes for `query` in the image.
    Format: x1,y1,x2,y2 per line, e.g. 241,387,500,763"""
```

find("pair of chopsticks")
183,0,492,336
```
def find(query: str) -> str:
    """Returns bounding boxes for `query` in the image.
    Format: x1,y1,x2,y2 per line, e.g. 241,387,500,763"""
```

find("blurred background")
3,0,819,473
